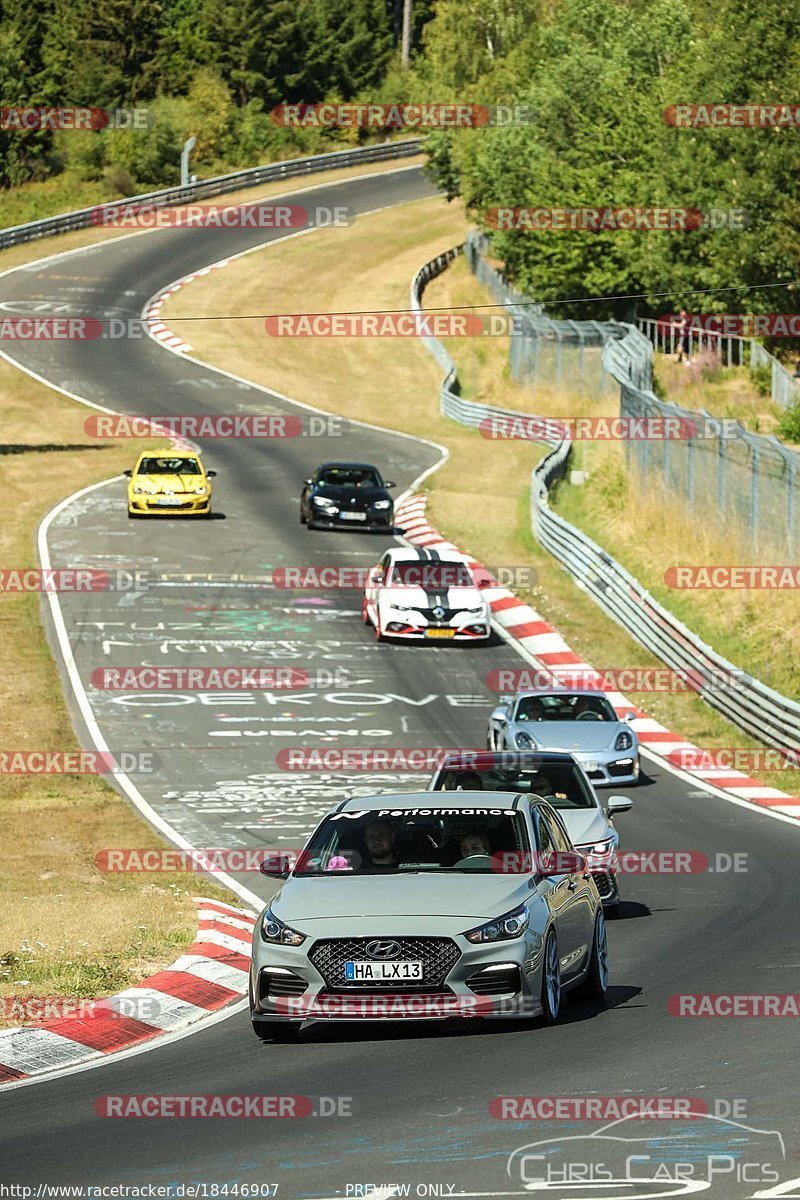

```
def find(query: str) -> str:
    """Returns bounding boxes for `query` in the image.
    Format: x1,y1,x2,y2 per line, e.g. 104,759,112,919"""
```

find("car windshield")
514,693,617,722
390,561,474,588
318,467,380,488
294,807,530,875
433,759,597,811
138,457,202,475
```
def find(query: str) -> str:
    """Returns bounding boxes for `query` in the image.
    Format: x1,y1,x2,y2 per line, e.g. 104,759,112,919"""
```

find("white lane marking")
0,1027,104,1073
104,987,209,1031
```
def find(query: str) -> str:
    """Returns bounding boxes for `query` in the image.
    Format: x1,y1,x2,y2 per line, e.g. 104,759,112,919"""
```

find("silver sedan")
488,687,640,786
249,792,609,1041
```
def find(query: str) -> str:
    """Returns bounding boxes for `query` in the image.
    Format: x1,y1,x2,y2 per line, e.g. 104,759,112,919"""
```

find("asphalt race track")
1,165,799,1198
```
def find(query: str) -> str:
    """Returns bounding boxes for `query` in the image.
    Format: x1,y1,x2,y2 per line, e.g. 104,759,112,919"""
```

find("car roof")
135,450,201,462
315,461,379,471
337,791,524,812
511,687,612,699
435,750,578,770
385,547,469,564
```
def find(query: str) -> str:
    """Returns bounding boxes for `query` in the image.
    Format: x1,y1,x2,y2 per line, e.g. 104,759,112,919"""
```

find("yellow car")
125,451,216,518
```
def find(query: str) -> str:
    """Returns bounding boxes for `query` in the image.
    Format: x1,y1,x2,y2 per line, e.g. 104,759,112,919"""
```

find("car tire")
299,506,307,525
540,929,561,1024
486,730,495,750
362,598,371,625
251,1018,299,1043
574,911,610,1006
374,615,386,642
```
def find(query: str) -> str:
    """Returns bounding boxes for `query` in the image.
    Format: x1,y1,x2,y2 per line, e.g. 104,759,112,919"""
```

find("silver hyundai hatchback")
249,791,609,1041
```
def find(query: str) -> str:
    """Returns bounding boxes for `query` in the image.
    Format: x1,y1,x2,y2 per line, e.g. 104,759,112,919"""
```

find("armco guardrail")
0,139,423,250
411,243,800,753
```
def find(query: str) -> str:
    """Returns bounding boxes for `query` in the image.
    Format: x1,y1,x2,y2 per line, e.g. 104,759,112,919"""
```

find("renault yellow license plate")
426,628,455,639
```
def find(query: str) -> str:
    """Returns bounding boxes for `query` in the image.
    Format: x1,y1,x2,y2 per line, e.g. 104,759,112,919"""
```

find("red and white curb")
143,262,230,354
0,898,256,1084
396,494,800,819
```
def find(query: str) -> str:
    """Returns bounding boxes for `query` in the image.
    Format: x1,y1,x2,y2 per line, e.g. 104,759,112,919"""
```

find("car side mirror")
623,711,637,723
369,570,383,584
123,469,132,477
259,853,293,879
384,480,397,488
206,469,217,477
607,795,633,815
477,577,491,588
544,850,588,877
303,478,313,486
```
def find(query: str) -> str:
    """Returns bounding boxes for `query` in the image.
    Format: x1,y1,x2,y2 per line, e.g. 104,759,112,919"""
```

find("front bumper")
309,508,393,531
378,611,491,642
250,930,544,1023
129,494,210,516
573,751,640,787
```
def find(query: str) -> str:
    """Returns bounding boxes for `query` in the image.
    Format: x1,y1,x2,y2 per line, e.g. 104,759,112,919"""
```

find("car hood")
271,872,531,923
512,720,624,752
314,485,388,503
133,473,206,493
384,585,485,608
557,808,611,846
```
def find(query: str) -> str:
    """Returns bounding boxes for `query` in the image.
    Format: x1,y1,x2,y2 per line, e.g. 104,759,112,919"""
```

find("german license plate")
425,628,455,639
154,497,183,506
340,512,367,521
344,960,423,982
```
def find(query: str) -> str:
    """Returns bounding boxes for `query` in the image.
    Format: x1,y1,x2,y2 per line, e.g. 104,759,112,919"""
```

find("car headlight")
132,483,148,494
580,838,615,856
615,731,634,751
194,485,207,495
372,499,391,510
260,907,306,946
515,731,536,750
312,496,337,508
390,603,416,613
464,905,530,944
463,606,486,616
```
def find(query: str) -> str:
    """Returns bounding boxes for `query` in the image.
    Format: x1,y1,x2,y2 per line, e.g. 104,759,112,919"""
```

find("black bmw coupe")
300,461,396,531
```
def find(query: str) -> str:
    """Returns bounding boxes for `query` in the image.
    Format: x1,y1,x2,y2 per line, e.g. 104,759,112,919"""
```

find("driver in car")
362,820,399,872
459,831,491,858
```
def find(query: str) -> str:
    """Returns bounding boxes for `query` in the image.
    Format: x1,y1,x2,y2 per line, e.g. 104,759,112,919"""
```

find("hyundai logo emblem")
365,939,402,960
432,605,445,619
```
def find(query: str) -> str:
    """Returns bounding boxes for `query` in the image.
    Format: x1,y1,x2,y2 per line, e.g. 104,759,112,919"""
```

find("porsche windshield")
138,457,202,475
514,693,617,722
294,808,530,875
433,760,597,810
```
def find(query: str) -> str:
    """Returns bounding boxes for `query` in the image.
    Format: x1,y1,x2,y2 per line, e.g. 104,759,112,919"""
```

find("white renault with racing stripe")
362,547,491,642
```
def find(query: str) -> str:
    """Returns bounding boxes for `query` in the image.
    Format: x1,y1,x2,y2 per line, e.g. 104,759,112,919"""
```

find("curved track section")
1,166,799,1198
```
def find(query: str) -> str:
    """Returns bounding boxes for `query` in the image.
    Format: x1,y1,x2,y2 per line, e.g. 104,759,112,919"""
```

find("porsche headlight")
515,731,536,750
464,905,530,944
615,730,634,751
260,907,306,946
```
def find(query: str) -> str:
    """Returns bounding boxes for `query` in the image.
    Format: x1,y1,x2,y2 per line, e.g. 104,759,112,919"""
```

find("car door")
543,806,596,979
533,806,585,981
366,552,391,616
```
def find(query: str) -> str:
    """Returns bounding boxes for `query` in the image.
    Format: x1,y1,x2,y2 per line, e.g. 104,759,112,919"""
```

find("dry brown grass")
161,199,797,793
0,352,232,1022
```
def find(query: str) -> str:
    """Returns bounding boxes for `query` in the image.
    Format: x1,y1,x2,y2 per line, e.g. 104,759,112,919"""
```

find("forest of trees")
1,0,799,320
